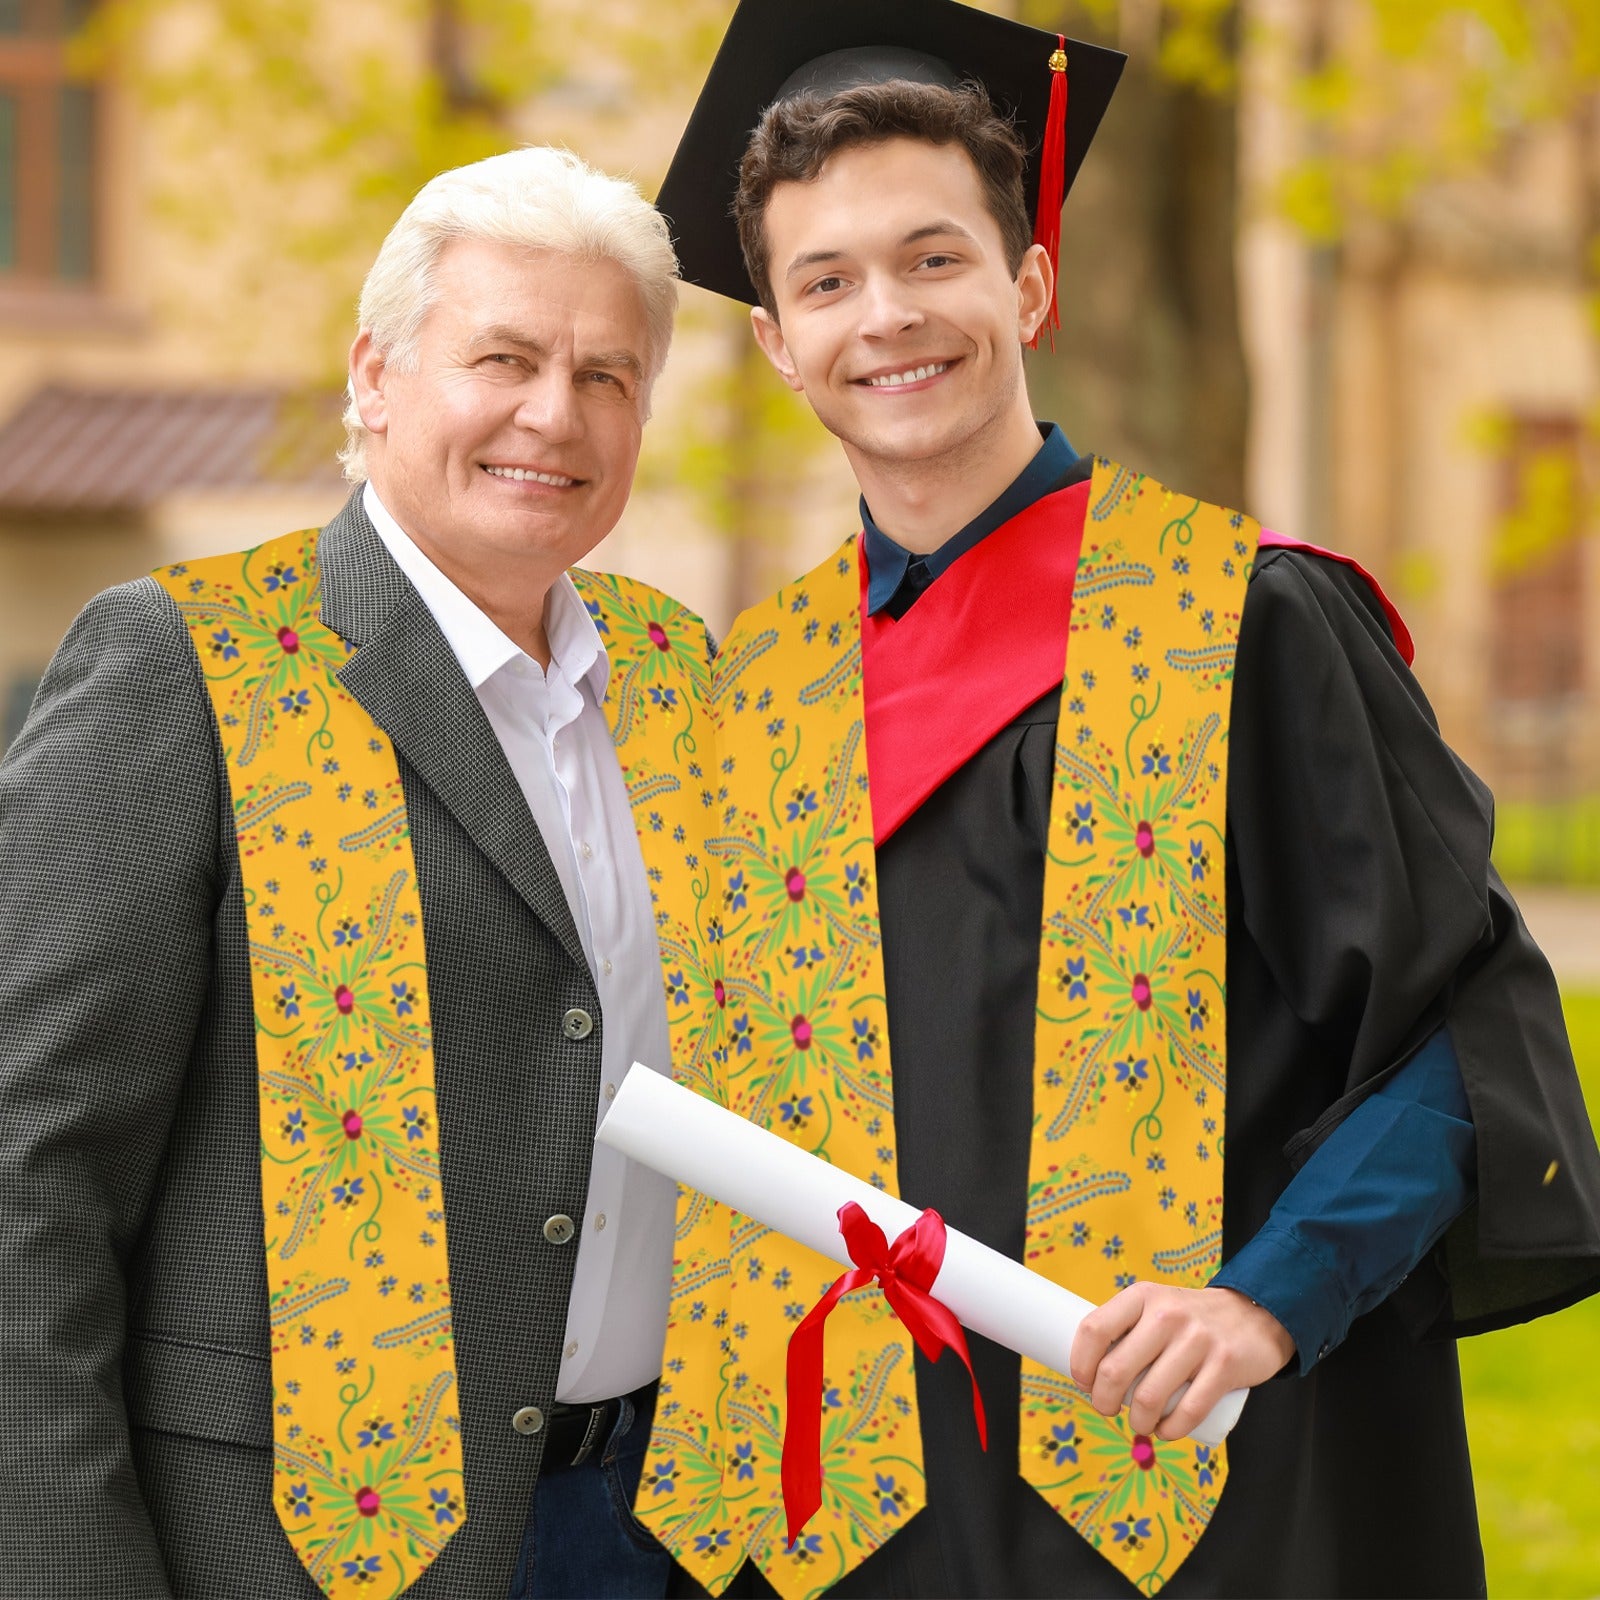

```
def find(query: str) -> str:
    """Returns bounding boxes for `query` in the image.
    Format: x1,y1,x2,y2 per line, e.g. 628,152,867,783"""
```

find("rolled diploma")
599,1063,1245,1446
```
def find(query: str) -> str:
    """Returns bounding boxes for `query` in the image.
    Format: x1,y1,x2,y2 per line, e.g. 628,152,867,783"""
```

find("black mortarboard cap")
657,0,1127,310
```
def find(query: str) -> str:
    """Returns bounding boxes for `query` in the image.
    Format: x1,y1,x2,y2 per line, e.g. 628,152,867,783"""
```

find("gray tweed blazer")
0,494,619,1597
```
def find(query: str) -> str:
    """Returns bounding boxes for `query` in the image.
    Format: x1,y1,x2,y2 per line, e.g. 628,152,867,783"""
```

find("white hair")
339,145,679,482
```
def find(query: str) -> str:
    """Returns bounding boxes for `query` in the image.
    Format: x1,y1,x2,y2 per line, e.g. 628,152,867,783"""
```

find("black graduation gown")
716,544,1600,1600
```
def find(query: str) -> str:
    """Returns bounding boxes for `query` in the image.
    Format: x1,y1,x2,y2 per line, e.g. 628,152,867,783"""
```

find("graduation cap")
656,0,1127,340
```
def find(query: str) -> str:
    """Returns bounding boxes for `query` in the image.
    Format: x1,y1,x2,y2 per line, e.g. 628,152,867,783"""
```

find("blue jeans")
508,1387,672,1599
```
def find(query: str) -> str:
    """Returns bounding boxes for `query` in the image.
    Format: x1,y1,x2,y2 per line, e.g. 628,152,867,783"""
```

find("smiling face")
750,136,1050,477
352,236,652,591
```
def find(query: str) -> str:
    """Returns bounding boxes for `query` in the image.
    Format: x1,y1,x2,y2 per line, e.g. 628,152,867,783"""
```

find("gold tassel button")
1049,47,1068,72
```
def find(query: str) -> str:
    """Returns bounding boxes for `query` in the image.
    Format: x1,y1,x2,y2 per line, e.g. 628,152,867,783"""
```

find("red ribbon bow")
782,1202,988,1546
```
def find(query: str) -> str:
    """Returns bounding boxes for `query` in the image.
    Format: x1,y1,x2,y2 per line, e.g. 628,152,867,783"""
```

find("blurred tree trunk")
1026,11,1250,510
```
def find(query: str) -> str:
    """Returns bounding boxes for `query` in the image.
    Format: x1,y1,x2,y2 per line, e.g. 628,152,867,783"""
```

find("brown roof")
0,386,347,513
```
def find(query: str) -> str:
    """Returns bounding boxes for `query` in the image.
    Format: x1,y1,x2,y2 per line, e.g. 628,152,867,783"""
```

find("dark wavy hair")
735,79,1032,316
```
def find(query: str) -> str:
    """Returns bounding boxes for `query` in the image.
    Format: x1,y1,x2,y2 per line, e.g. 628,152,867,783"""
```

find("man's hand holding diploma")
1072,1283,1296,1440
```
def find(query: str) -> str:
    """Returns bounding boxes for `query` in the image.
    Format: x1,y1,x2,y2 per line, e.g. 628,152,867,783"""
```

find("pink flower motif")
791,1016,813,1049
342,1110,363,1140
277,627,300,654
713,979,726,1008
647,623,670,650
1131,975,1153,1011
785,868,806,902
1135,821,1154,858
1131,1435,1156,1470
335,985,355,1015
354,1486,381,1517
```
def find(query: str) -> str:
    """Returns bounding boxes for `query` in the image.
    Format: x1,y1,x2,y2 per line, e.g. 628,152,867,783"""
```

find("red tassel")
1029,37,1069,352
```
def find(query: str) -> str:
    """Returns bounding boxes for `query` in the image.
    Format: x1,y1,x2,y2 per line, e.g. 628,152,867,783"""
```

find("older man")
0,147,703,1600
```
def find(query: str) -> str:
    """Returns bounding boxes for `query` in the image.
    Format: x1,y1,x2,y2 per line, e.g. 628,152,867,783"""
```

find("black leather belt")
543,1379,658,1470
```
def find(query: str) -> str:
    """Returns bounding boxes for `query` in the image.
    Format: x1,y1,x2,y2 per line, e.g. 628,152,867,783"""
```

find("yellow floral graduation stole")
576,560,918,1598
1019,467,1252,1588
155,531,463,1600
612,462,1254,1600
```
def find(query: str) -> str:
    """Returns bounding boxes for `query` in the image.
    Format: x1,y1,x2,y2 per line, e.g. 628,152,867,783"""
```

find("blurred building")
1239,0,1600,808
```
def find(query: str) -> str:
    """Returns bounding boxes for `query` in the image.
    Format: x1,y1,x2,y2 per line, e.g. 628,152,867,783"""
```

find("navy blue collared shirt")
861,420,1478,1370
863,423,1082,618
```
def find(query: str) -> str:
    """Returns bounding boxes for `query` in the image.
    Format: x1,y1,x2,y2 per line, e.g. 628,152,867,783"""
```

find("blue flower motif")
285,1482,312,1518
1158,1186,1177,1210
1190,840,1209,882
1064,956,1087,1000
726,871,747,912
780,1096,814,1124
1074,802,1094,845
1112,1517,1152,1545
650,1459,677,1495
730,1014,752,1055
1123,626,1142,649
402,1104,429,1142
1187,988,1209,1032
392,980,415,1017
281,1108,305,1146
211,628,240,662
584,597,610,634
430,1486,460,1524
734,1441,755,1480
1070,1221,1090,1247
277,688,311,716
1114,1057,1148,1088
785,787,818,823
1140,747,1172,777
341,1556,383,1578
648,686,679,709
1116,904,1150,928
876,1473,905,1517
277,981,300,1018
667,969,690,1005
331,1177,366,1209
694,1529,731,1552
1195,1444,1215,1487
357,1418,396,1448
1050,1421,1079,1465
852,1016,879,1060
263,563,299,592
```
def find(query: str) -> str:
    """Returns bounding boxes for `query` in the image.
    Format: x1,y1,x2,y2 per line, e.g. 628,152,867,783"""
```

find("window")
0,0,97,284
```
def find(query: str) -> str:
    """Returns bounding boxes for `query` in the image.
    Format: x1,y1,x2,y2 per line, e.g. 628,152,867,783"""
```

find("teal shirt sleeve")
1211,1025,1476,1372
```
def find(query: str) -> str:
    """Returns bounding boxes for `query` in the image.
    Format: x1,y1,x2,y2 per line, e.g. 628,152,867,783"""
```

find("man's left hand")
1068,1283,1296,1441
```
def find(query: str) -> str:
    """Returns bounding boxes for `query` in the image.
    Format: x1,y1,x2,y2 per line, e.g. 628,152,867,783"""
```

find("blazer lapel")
315,492,590,974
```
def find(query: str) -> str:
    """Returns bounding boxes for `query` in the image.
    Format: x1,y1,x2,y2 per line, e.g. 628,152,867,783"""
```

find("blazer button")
511,1405,545,1436
561,1007,594,1041
544,1214,576,1246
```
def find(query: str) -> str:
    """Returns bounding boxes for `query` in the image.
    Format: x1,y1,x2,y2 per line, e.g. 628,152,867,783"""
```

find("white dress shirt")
364,483,676,1403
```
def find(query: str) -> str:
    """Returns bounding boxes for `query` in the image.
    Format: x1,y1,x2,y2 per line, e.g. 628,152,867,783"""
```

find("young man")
0,148,707,1600
633,3,1600,1597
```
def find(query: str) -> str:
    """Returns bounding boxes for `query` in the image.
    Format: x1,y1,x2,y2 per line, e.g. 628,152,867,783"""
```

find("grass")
1460,989,1600,1597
